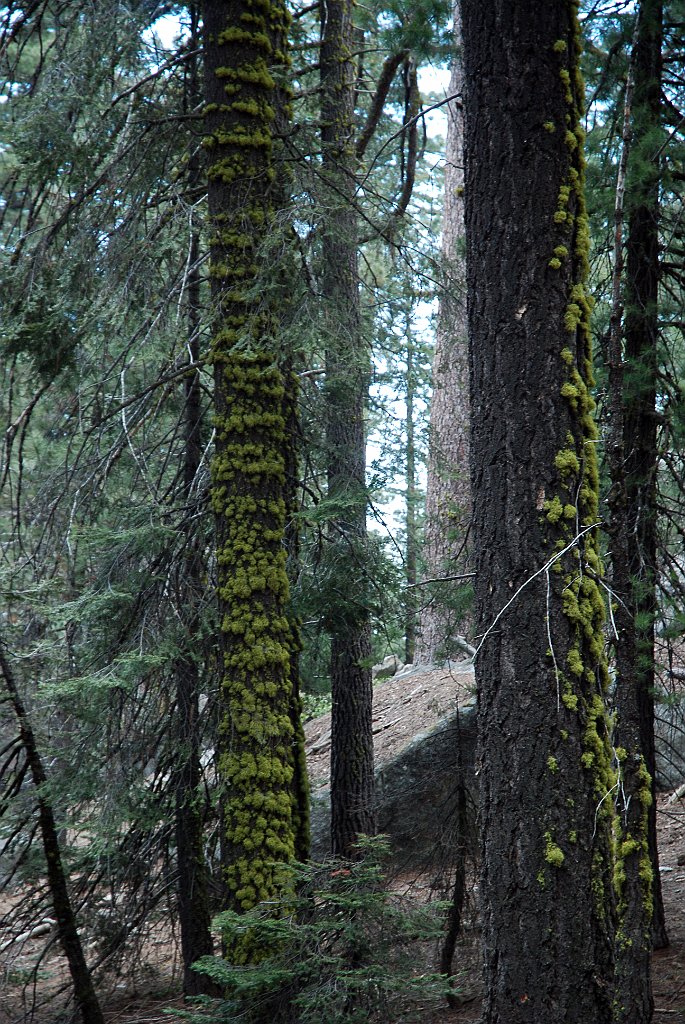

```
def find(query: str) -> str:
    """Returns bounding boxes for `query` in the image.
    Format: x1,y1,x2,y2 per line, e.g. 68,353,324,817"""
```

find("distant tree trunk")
415,3,470,665
605,18,654,1021
174,25,216,985
320,0,375,858
203,0,307,932
283,365,311,864
405,317,418,664
0,643,104,1024
622,0,668,952
462,2,617,1021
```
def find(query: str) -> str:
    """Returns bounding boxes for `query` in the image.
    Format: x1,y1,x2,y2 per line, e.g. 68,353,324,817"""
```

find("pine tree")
202,0,309,935
462,2,617,1018
320,0,376,859
415,0,471,666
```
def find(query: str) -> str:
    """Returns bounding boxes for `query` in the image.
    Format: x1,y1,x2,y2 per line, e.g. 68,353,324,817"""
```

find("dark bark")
283,365,311,864
0,641,104,1024
607,5,665,1019
605,18,653,1021
415,5,470,665
320,0,375,858
174,29,216,984
439,715,468,1001
622,0,668,952
462,3,616,1021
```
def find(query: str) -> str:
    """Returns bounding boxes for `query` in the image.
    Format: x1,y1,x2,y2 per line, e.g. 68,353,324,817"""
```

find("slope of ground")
0,663,683,1023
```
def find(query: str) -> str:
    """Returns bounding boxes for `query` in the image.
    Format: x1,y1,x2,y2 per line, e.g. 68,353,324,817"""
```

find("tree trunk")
622,0,668,952
415,3,470,665
320,0,375,858
605,19,654,1022
203,0,307,934
0,642,104,1024
174,28,216,983
606,7,664,1020
462,3,617,1021
405,317,418,664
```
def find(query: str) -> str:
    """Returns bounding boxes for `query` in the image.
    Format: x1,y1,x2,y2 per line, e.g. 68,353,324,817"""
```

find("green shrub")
185,837,454,1023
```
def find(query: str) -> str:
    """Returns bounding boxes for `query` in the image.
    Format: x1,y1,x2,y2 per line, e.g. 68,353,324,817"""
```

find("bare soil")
1,665,683,1023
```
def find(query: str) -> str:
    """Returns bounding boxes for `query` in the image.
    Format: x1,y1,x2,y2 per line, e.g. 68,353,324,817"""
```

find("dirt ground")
0,664,683,1023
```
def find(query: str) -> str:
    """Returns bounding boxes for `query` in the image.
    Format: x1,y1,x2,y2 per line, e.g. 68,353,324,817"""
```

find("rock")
309,700,477,866
372,654,404,681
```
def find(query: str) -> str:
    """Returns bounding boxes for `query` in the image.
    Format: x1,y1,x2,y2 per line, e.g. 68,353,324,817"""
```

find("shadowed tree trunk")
605,18,654,1022
173,12,217,994
462,2,617,1020
415,3,470,665
320,0,375,859
622,0,668,953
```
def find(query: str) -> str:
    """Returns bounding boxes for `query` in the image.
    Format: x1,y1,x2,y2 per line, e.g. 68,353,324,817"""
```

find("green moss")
218,26,273,52
544,495,564,523
555,448,580,476
544,832,565,868
547,755,559,773
549,257,562,270
544,120,556,133
562,689,578,711
567,647,583,676
553,39,568,53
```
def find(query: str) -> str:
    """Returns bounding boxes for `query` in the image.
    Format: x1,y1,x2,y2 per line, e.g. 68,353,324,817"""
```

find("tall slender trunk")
174,25,216,983
415,3,470,665
462,2,616,1020
405,317,418,664
320,0,375,858
622,0,668,952
605,18,654,1020
0,642,104,1024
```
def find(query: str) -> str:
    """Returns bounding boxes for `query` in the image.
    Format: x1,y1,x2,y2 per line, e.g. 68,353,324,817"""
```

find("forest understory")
0,666,683,1024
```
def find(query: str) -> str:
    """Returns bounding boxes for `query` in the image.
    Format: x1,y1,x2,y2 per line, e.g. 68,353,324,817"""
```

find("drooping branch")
0,639,104,1024
355,50,408,161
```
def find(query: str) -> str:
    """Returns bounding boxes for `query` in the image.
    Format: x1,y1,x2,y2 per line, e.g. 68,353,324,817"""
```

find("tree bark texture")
0,643,104,1024
404,319,419,664
320,0,375,858
203,0,308,935
622,0,668,952
174,17,217,992
607,6,664,1020
462,3,616,1021
415,4,471,665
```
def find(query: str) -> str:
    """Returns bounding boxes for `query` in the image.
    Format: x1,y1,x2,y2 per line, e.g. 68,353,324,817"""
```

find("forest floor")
0,665,683,1023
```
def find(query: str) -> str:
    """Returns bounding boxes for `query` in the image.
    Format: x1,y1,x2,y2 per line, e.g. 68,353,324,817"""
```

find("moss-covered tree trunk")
320,0,375,859
202,0,308,935
415,4,470,665
462,3,616,1020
